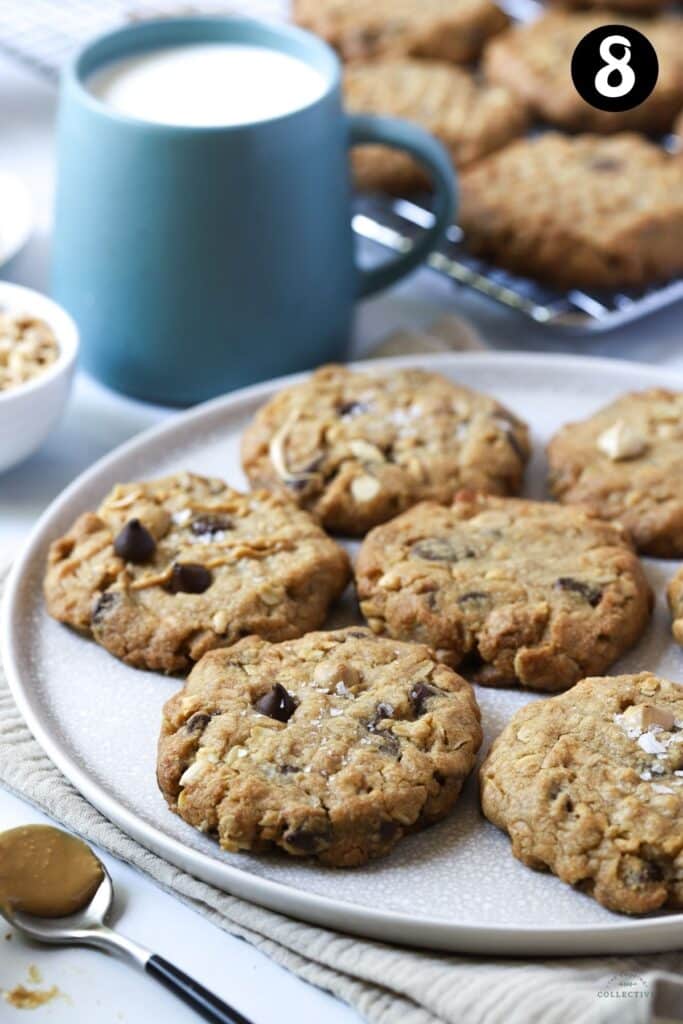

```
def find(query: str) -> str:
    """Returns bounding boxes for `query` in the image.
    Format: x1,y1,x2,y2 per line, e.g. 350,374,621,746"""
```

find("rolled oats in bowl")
0,311,59,392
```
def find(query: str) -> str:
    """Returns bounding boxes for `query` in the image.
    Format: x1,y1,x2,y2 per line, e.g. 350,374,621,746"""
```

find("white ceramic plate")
3,352,683,956
0,172,33,268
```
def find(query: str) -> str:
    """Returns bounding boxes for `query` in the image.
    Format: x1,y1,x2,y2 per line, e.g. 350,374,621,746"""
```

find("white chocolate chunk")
596,420,647,461
622,703,675,735
351,475,381,502
638,731,668,755
348,439,385,463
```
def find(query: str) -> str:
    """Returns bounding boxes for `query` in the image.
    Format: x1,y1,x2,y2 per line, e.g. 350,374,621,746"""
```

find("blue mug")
53,17,455,406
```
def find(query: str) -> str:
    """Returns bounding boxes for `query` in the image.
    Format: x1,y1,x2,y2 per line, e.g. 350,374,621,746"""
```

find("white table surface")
0,48,682,1024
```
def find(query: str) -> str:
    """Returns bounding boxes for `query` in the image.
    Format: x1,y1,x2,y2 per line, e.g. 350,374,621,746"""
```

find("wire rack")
1,0,681,332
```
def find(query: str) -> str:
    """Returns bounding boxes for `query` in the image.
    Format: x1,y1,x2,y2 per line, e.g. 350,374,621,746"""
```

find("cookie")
240,365,530,536
459,133,683,289
355,492,652,691
548,389,683,557
293,0,508,65
157,627,482,866
484,12,683,134
480,672,683,914
44,472,350,674
668,569,683,647
344,59,528,193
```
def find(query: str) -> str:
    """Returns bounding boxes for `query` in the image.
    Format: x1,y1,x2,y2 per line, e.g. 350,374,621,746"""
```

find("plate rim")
0,171,33,269
4,349,683,955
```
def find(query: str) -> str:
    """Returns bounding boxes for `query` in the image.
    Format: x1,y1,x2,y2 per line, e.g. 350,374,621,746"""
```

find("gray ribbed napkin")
1,538,682,1024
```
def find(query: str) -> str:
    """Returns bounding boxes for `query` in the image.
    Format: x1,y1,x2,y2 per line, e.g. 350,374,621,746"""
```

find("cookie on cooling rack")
459,133,683,289
44,472,350,674
480,672,683,914
293,0,508,65
157,627,482,866
240,364,530,536
355,492,652,691
548,389,683,556
483,12,683,134
344,59,528,193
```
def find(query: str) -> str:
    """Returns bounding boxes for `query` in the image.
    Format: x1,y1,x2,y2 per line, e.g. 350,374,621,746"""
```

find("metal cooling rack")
1,0,681,332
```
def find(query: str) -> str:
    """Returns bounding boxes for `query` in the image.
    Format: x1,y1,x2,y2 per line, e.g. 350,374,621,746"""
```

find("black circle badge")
571,24,658,112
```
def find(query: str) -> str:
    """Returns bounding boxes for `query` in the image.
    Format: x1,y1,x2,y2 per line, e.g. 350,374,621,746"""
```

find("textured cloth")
1,562,682,1024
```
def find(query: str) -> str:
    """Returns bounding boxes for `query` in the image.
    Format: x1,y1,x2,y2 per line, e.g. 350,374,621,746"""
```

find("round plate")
3,352,683,955
0,171,33,268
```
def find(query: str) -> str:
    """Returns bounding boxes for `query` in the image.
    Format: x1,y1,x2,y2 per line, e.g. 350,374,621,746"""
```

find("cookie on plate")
241,365,530,536
355,492,652,691
44,472,350,674
459,133,683,289
483,12,683,134
668,569,683,646
344,59,529,193
157,627,482,866
293,0,508,65
480,673,683,914
548,389,683,557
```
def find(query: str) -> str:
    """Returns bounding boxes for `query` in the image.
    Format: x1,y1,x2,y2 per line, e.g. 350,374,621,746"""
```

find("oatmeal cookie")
344,59,528,193
484,12,683,134
480,672,683,914
552,0,668,12
355,492,652,691
548,389,683,557
157,627,482,866
459,133,683,289
44,472,350,674
240,365,530,536
293,0,508,65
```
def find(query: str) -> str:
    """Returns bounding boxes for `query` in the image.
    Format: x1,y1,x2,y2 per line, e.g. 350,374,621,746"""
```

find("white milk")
86,43,327,126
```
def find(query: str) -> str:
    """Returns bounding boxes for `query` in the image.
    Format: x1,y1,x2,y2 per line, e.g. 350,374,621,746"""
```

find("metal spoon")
1,854,253,1024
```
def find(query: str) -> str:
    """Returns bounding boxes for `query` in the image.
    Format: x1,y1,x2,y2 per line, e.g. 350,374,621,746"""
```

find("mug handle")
347,113,456,299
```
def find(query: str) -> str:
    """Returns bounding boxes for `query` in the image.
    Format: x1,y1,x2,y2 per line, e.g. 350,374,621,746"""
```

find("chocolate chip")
255,683,297,722
165,563,212,594
410,682,440,716
185,712,211,734
278,764,300,775
620,856,663,887
92,591,117,623
113,519,156,563
555,577,602,607
590,157,621,172
368,702,394,732
191,514,232,536
379,820,398,841
457,591,489,604
283,826,330,853
339,400,369,418
411,538,474,562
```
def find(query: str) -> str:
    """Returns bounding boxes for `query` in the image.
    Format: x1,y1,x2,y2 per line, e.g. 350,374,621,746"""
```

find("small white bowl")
0,282,78,474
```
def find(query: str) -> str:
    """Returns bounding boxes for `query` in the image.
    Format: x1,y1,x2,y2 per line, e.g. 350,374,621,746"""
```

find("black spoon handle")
146,954,254,1024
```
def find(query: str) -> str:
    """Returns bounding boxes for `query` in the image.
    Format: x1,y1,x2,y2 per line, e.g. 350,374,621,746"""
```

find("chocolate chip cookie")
355,492,652,691
483,12,683,134
44,472,351,674
548,389,683,557
668,569,683,647
480,672,683,914
459,133,683,289
293,0,508,65
157,627,482,866
344,59,528,193
240,365,530,537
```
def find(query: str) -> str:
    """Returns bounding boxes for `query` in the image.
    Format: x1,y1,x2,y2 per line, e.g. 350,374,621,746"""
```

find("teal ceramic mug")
53,17,456,406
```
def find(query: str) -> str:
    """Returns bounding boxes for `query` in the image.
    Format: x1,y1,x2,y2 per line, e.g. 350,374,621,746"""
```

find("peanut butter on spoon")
0,825,103,918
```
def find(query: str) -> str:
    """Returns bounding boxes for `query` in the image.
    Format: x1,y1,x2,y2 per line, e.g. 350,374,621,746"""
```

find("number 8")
595,35,636,98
